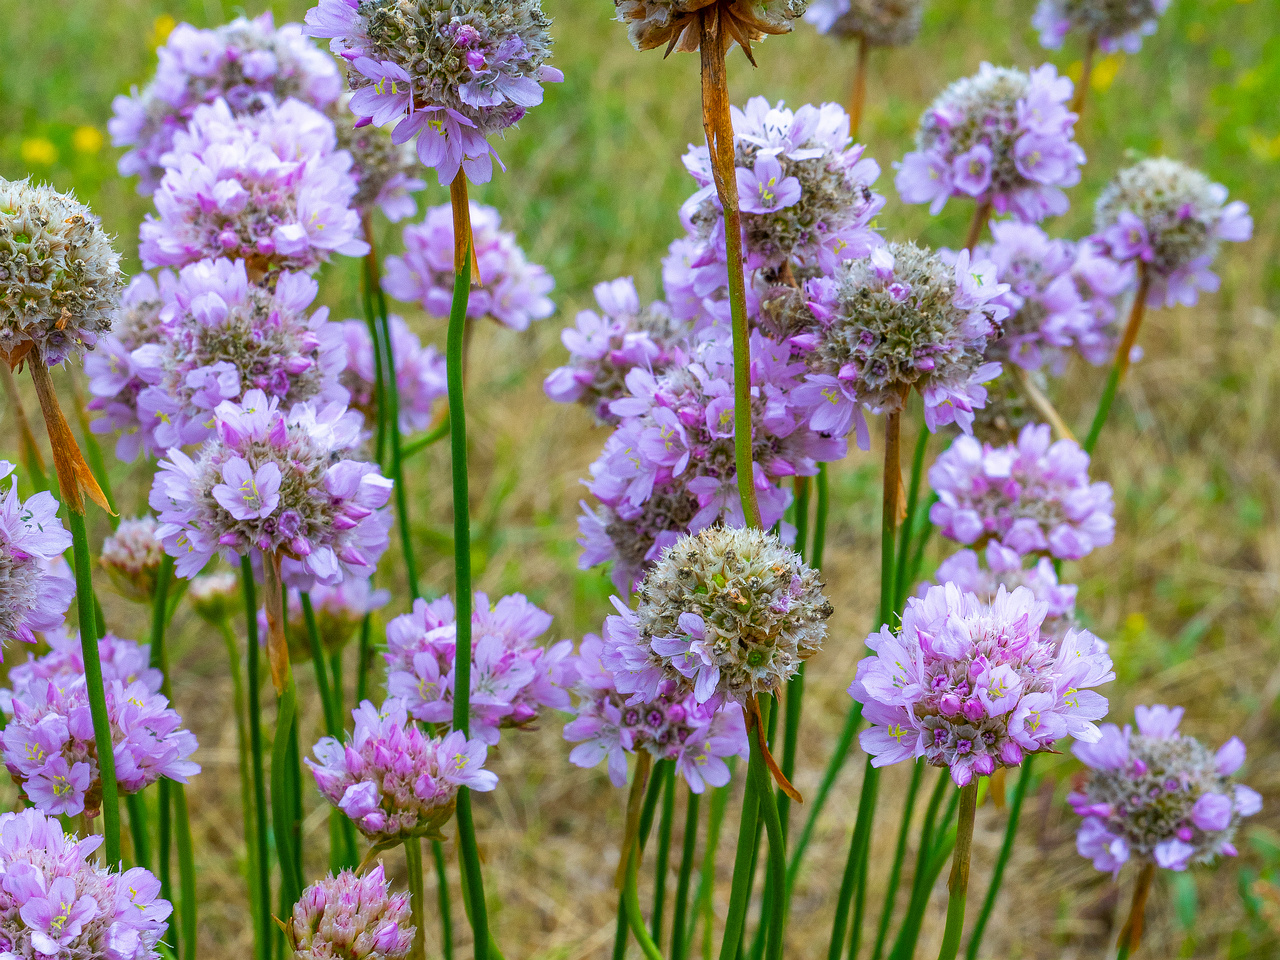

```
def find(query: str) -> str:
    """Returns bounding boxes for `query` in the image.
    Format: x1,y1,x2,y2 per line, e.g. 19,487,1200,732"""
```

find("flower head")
384,593,575,745
149,389,392,587
383,202,555,331
188,570,241,625
289,865,415,960
1071,705,1262,874
0,809,172,959
100,516,170,604
603,526,831,707
1,627,163,715
896,63,1084,222
307,698,496,845
341,316,446,435
0,463,74,651
305,0,563,186
139,97,368,275
615,0,808,55
109,13,343,193
852,582,1113,786
0,179,122,367
805,0,924,46
928,422,1114,560
1091,157,1252,308
1033,0,1170,54
926,542,1078,641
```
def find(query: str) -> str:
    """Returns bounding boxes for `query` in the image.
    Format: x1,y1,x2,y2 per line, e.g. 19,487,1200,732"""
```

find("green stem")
936,780,979,960
671,789,702,960
812,465,829,570
406,839,428,960
361,216,390,470
894,424,929,613
403,415,451,459
1084,267,1150,456
653,762,677,943
964,760,1032,960
157,779,173,945
829,761,881,960
692,776,731,959
432,841,455,960
271,673,303,910
239,558,273,957
1115,862,1155,960
907,769,951,922
888,818,958,960
717,755,763,960
173,785,198,960
623,843,666,960
612,756,667,958
778,480,811,842
66,510,121,864
300,593,341,737
870,760,925,960
125,793,151,871
751,703,788,960
356,612,373,707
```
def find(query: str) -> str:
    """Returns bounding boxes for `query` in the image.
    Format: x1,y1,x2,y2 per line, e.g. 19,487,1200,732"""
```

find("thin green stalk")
671,789,702,960
964,760,1032,960
356,613,373,706
778,479,811,839
888,820,958,960
173,785,197,960
300,593,341,737
403,415,451,458
432,841,455,960
240,558,273,957
66,510,121,864
126,793,151,870
894,425,929,612
623,845,666,960
1084,267,1150,455
936,781,979,960
908,769,951,919
1114,862,1155,960
745,699,781,960
447,172,489,960
904,495,938,593
692,777,732,959
406,839,427,960
271,673,303,910
653,763,677,943
717,760,763,960
157,779,173,945
360,216,390,470
750,702,788,960
828,762,881,960
870,760,925,960
612,756,667,959
812,465,829,569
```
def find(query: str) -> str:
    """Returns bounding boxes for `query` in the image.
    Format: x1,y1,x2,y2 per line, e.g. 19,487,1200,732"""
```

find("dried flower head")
340,316,446,435
615,0,808,55
335,100,426,222
140,97,368,275
305,0,563,185
0,178,123,367
1034,0,1170,54
603,526,832,707
1071,705,1262,874
289,865,415,960
1092,157,1252,308
307,698,496,845
794,242,1007,445
853,582,1113,786
150,389,393,589
188,571,242,625
896,63,1084,222
0,809,172,960
805,0,925,47
100,516,169,604
383,202,555,331
0,462,74,650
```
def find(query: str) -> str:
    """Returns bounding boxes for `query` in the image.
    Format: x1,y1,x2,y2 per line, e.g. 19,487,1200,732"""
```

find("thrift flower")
99,516,170,604
289,865,415,960
340,316,446,435
268,580,391,662
188,570,242,625
1,627,162,716
0,462,75,650
805,0,925,47
1034,0,1170,54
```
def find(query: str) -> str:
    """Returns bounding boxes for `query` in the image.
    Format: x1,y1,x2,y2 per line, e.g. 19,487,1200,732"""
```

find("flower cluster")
615,0,809,55
1072,705,1262,873
1091,157,1252,308
680,97,884,287
928,423,1114,560
1,628,162,711
796,243,1007,444
564,630,748,792
805,0,925,47
289,866,415,960
383,201,555,331
853,582,1113,786
127,259,348,455
1033,0,1170,54
543,277,688,423
150,389,392,589
3,643,199,817
603,527,832,707
896,63,1084,222
578,332,844,591
0,462,74,650
340,316,447,435
307,699,496,844
335,102,426,222
139,97,368,275
0,809,172,960
0,178,123,366
926,542,1078,641
110,13,343,194
384,593,574,745
305,0,563,185
99,516,169,604
188,570,242,625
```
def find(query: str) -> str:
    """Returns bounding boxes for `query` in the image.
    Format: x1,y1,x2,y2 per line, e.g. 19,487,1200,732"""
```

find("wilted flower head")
564,632,748,792
0,178,122,367
110,13,343,194
149,389,393,588
1071,705,1262,874
896,63,1084,222
615,0,808,55
794,242,1007,445
0,462,74,651
305,0,563,186
384,592,575,745
603,526,831,707
543,277,688,423
1033,0,1170,54
307,698,496,845
100,516,169,604
680,97,884,286
929,422,1114,560
805,0,924,46
1092,157,1252,308
289,865,415,960
140,97,368,275
340,316,446,435
335,101,426,222
383,202,555,331
578,332,844,592
853,582,1113,786
130,259,348,456
0,809,172,960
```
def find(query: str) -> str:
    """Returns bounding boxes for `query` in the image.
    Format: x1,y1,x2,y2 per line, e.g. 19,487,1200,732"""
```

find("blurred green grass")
1,0,1279,957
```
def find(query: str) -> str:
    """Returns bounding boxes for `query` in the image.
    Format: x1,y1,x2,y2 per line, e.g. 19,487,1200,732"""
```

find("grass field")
1,0,1279,957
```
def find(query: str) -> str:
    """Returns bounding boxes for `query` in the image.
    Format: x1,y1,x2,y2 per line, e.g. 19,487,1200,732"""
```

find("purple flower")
737,155,802,214
852,583,1114,786
1033,0,1171,54
340,316,446,435
213,458,282,520
0,463,75,652
289,865,415,960
805,0,925,47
